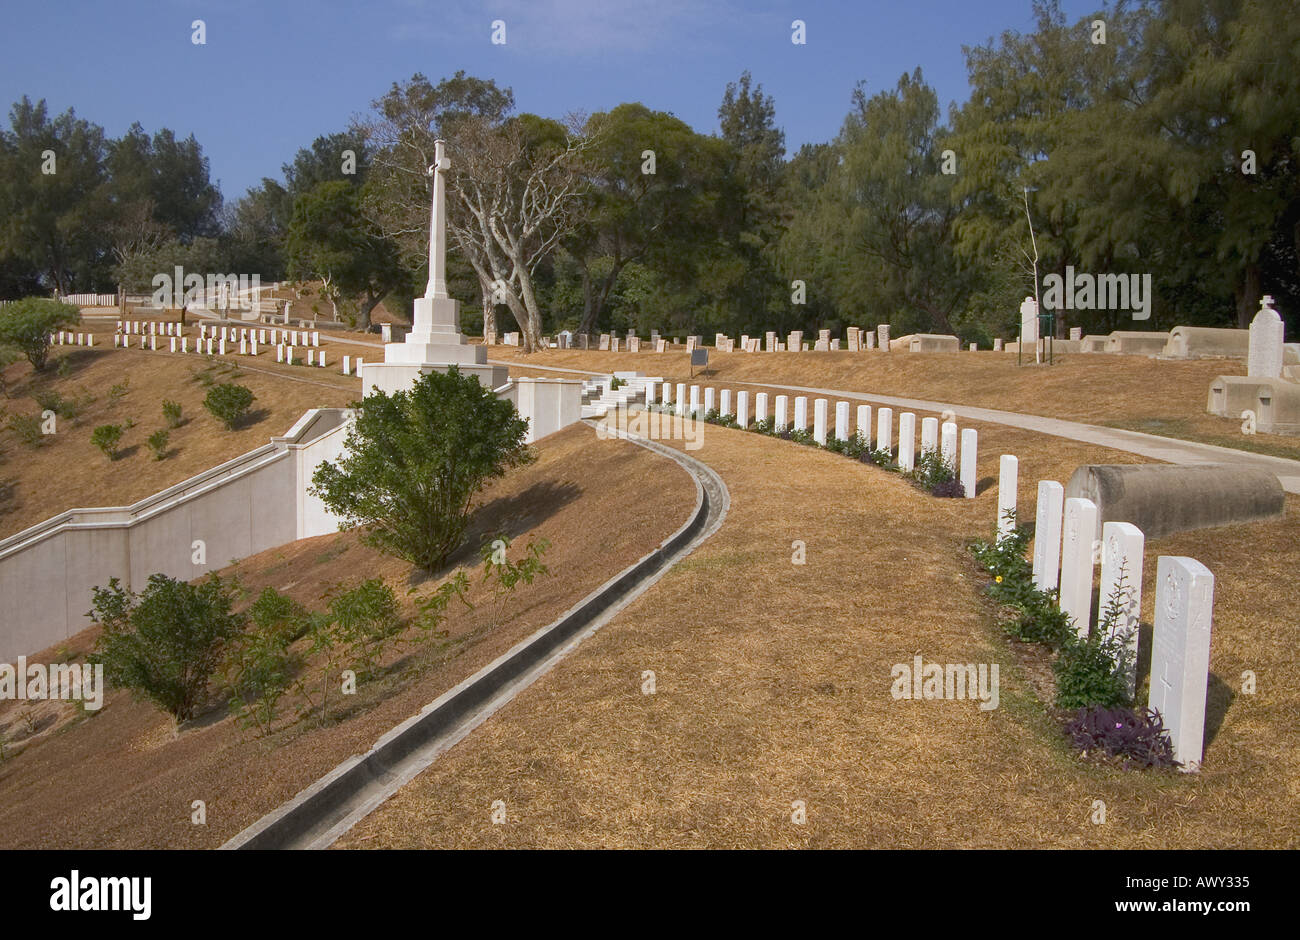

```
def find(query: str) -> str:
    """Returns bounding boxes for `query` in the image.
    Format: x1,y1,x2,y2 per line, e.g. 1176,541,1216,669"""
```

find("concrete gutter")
221,422,728,850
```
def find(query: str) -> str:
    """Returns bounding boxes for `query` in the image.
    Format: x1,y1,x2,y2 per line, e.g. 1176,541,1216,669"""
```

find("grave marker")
1149,556,1215,771
1099,521,1144,698
1060,497,1099,636
898,412,916,471
1032,481,1065,591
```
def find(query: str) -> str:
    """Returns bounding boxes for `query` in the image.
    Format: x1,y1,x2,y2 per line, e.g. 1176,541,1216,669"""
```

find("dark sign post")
690,348,708,378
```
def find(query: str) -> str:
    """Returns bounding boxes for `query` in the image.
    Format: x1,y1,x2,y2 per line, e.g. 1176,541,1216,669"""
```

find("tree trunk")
358,292,381,332
481,283,497,338
1235,263,1262,327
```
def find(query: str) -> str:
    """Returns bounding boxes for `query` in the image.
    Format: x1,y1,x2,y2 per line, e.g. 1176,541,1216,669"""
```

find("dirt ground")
336,414,1300,849
0,422,697,848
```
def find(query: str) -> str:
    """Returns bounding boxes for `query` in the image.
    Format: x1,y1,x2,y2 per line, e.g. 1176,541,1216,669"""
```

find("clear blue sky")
1,0,1102,202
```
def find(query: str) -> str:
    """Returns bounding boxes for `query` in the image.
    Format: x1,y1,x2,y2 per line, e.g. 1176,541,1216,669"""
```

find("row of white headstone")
1007,477,1216,771
51,332,95,347
115,321,323,348
106,330,337,368
651,382,989,498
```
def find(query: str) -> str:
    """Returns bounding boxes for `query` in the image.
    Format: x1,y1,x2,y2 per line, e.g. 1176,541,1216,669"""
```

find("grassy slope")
0,423,698,848
338,415,1300,849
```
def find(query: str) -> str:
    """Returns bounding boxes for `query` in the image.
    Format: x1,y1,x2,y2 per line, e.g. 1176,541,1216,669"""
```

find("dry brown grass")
489,347,1300,459
0,324,373,538
336,414,1299,849
0,423,697,848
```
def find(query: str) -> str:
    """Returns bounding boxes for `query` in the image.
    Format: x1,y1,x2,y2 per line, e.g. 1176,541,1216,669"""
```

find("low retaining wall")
1065,463,1284,540
0,409,350,661
1104,331,1171,355
1164,326,1249,359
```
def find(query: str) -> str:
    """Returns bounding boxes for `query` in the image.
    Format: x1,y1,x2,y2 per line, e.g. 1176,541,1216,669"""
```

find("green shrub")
108,377,130,404
969,513,1073,647
161,399,183,428
203,383,255,429
146,428,169,460
909,448,956,489
222,588,306,736
311,367,533,571
8,413,46,447
89,574,243,723
90,424,124,460
0,297,80,371
1053,572,1137,710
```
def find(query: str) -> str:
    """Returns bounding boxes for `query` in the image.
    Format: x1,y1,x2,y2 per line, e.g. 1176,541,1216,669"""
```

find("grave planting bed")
336,415,1300,849
0,422,697,848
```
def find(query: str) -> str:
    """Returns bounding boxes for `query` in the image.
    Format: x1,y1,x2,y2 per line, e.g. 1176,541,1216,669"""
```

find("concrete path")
729,380,1300,495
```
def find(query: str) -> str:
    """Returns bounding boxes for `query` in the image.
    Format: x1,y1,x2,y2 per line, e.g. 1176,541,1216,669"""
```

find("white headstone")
813,399,828,445
793,396,808,432
857,405,872,446
689,385,700,415
1148,556,1215,771
1248,296,1284,378
1020,297,1039,344
1099,521,1144,698
993,338,1003,352
1060,497,1099,636
897,412,916,471
995,452,1016,521
755,392,769,424
720,388,732,417
940,421,957,468
775,395,789,431
276,345,283,363
834,401,850,442
877,324,890,350
876,407,893,453
736,391,749,428
644,380,656,405
959,428,977,499
920,416,938,457
675,383,686,415
1032,481,1065,591
704,387,715,414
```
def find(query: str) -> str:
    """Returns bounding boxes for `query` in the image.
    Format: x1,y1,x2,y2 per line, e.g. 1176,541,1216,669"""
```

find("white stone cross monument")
367,139,505,394
1248,295,1284,379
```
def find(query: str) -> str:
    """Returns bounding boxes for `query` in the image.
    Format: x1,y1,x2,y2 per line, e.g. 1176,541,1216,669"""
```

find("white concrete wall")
0,410,351,661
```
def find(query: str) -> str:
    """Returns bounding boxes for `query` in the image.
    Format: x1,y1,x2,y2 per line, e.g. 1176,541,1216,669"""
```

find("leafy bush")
1053,571,1137,709
146,428,169,460
969,514,1073,647
161,399,183,428
311,366,533,572
479,535,552,629
108,377,130,404
89,574,243,723
7,413,46,447
909,448,956,490
222,588,306,735
1065,706,1178,769
91,423,124,460
0,297,80,371
203,382,255,429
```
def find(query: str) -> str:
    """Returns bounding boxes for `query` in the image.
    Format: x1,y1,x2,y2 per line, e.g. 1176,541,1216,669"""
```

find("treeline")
2,0,1296,346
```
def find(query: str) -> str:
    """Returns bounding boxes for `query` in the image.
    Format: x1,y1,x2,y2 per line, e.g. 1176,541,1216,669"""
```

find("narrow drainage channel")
222,420,728,850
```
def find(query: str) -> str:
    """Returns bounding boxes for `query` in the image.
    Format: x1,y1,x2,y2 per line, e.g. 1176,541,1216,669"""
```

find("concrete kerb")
221,419,728,850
